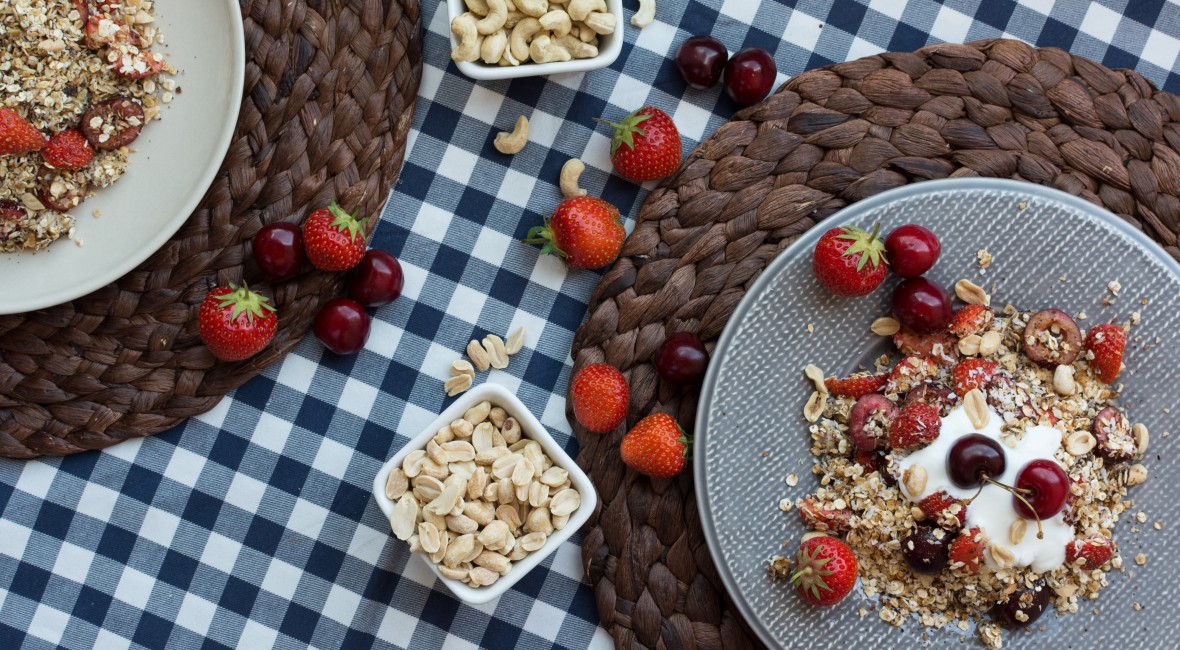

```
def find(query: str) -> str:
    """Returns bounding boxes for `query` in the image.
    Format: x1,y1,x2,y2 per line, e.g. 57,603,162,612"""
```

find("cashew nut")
464,0,490,16
515,0,549,18
509,17,542,62
450,13,482,62
504,10,524,29
481,29,508,64
529,34,572,63
499,45,521,66
567,0,606,22
560,159,588,197
632,0,655,28
494,115,530,155
538,10,572,37
577,25,598,43
583,11,616,35
555,33,598,59
475,0,508,35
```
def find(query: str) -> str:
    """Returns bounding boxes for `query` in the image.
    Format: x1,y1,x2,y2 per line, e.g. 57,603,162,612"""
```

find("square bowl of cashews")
372,382,598,605
447,0,627,80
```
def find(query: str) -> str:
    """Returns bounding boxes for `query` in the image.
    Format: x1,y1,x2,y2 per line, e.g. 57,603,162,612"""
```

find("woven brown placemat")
0,0,422,458
569,38,1180,649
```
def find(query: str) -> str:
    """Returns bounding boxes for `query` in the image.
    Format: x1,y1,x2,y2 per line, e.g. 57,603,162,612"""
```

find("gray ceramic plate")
695,178,1179,649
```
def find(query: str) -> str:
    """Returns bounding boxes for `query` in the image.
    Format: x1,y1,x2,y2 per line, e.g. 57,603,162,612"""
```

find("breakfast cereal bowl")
445,0,624,81
372,382,596,605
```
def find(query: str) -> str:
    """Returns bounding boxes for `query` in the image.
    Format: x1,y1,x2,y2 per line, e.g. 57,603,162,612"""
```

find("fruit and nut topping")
385,400,583,588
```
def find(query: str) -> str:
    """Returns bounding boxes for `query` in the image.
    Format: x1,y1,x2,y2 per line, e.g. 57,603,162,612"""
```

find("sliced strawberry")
918,491,966,530
42,129,94,170
949,527,985,574
888,402,941,448
951,358,998,397
885,355,940,395
1085,323,1126,384
798,496,852,535
110,47,166,79
948,304,994,337
0,199,26,221
893,328,958,362
824,373,887,398
1065,536,1114,569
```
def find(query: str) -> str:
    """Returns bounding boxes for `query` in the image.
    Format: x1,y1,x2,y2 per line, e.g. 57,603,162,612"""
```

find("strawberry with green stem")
198,283,278,361
790,535,858,607
303,202,368,271
596,106,681,182
525,196,624,269
620,412,689,478
812,223,888,296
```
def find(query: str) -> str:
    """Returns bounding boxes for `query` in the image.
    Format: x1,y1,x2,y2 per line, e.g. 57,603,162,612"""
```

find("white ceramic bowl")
371,382,597,605
445,0,624,81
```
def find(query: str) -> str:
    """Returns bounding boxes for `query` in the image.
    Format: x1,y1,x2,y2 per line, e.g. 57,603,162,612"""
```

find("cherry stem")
983,475,1045,539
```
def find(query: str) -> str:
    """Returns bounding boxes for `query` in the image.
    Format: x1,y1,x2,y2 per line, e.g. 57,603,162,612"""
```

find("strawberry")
790,535,858,607
824,373,887,398
948,304,993,338
1085,323,1126,384
619,412,688,478
0,199,26,221
949,527,985,574
42,129,94,170
811,223,888,297
570,363,630,433
951,358,998,397
893,328,958,363
1065,535,1114,569
598,106,681,182
74,0,89,22
525,195,624,269
110,47,166,79
884,355,940,395
0,107,47,155
798,496,853,534
888,402,940,448
918,491,967,530
197,284,278,361
302,202,367,271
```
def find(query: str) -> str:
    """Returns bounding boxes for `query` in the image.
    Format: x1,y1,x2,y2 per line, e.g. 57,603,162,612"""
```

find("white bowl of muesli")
0,0,244,314
695,179,1180,649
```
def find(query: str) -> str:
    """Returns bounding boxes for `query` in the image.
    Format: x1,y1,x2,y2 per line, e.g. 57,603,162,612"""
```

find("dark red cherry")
902,525,950,575
884,224,940,278
1013,459,1069,520
946,434,1006,488
347,250,404,307
676,36,728,89
991,581,1050,628
313,297,370,355
892,277,953,334
654,332,709,384
253,222,305,281
723,48,776,106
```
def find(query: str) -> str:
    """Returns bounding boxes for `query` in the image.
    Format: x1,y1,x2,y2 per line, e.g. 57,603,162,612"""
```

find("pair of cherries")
947,434,1068,522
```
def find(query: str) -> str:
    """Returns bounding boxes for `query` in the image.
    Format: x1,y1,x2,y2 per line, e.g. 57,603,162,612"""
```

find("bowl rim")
444,0,625,81
372,382,597,605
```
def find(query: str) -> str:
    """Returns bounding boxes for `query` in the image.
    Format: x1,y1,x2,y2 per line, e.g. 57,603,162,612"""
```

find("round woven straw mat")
569,39,1180,649
0,0,422,458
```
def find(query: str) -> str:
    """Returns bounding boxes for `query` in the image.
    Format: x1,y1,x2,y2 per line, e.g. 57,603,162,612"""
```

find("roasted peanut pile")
385,400,582,588
1,0,172,251
773,299,1149,649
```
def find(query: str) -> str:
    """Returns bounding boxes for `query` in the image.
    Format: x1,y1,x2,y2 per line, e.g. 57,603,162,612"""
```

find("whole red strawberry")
889,402,941,448
812,224,888,296
42,129,94,170
620,412,688,478
525,196,624,269
1085,324,1126,384
599,106,681,182
198,284,278,361
791,535,858,607
1065,535,1114,569
951,358,998,397
303,202,367,271
824,373,887,398
949,527,985,574
0,107,47,155
918,491,967,530
948,304,994,338
570,363,630,433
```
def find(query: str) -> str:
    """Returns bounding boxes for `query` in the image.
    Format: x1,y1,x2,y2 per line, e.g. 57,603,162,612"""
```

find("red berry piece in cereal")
824,373,887,398
798,495,852,535
80,97,145,151
1091,406,1135,463
888,402,941,449
1065,536,1114,569
1085,323,1126,384
951,358,998,397
1022,309,1082,368
948,304,994,338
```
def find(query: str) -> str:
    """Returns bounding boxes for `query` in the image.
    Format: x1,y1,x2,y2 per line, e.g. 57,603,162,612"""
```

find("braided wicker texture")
569,39,1180,649
0,0,422,458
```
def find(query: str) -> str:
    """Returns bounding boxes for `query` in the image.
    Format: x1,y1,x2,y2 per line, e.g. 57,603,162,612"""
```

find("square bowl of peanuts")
372,382,596,604
446,0,625,81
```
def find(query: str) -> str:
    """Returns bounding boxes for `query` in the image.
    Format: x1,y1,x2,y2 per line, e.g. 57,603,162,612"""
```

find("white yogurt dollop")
896,404,1070,573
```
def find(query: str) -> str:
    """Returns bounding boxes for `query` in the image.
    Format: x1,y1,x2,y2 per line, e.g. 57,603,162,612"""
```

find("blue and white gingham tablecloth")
3,1,1180,648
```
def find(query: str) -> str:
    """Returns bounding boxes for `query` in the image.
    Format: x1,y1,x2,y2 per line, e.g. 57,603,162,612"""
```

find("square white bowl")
371,382,597,605
445,0,625,81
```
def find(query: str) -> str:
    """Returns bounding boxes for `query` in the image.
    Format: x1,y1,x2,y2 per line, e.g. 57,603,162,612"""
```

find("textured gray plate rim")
695,177,1180,649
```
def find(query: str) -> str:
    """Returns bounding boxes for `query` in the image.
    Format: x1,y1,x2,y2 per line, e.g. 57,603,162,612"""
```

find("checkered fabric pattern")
3,1,1180,648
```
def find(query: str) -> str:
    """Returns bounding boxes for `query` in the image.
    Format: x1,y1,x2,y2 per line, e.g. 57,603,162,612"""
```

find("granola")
0,0,174,252
772,301,1145,647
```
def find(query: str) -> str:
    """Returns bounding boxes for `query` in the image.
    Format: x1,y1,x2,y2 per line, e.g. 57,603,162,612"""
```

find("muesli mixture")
771,280,1149,648
0,0,174,251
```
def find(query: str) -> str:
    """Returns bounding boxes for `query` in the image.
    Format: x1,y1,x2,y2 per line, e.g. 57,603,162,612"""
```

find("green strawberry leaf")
836,223,887,272
328,202,366,244
594,109,653,157
523,222,567,259
216,283,275,324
